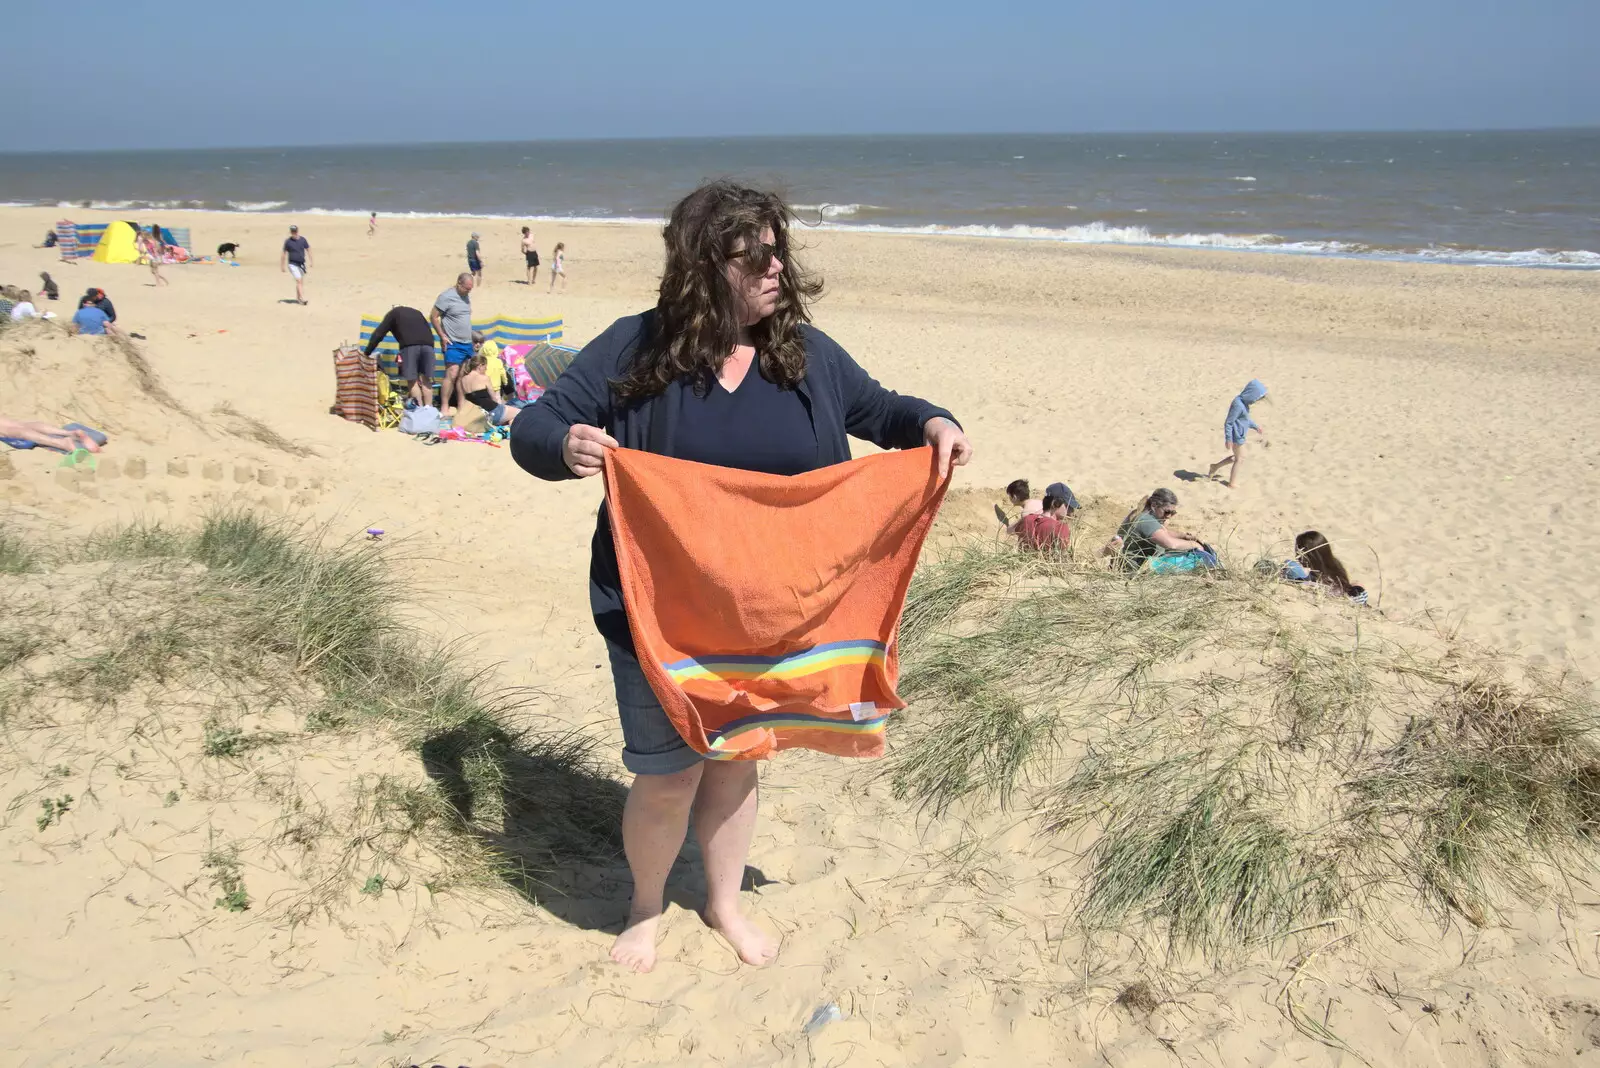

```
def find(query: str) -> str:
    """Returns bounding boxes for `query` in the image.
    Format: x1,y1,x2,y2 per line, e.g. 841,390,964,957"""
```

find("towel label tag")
848,702,877,722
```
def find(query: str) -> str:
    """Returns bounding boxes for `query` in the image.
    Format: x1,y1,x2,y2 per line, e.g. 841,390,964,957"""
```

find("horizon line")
2,125,1597,157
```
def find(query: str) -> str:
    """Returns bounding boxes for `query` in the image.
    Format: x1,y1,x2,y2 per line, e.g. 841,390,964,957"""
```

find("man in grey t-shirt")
431,272,475,417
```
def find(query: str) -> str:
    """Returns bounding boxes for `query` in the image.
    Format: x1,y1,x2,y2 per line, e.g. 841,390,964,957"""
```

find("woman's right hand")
562,423,618,477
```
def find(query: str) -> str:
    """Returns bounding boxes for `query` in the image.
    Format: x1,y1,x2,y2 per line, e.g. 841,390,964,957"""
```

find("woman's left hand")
923,417,974,479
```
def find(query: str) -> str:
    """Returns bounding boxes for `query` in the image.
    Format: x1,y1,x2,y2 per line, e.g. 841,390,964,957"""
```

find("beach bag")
399,405,442,435
330,344,380,431
1148,547,1220,574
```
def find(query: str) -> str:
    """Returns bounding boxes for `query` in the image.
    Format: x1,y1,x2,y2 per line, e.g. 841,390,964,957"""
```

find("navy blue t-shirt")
673,362,818,476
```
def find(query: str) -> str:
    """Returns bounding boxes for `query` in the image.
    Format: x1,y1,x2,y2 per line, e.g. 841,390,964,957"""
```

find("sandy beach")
3,205,1600,1066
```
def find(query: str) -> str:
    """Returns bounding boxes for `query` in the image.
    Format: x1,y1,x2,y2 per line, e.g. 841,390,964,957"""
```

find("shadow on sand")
419,722,774,934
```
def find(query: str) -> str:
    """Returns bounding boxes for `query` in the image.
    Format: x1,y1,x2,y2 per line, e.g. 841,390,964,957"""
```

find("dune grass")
0,528,39,575
0,509,623,916
890,537,1600,957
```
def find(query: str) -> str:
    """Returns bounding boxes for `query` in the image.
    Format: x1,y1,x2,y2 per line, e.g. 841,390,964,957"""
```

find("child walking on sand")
142,228,169,287
1208,379,1268,488
547,242,566,292
368,212,377,238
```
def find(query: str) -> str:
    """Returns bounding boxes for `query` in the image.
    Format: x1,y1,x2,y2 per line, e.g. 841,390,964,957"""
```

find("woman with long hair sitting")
1103,488,1218,572
1291,530,1367,604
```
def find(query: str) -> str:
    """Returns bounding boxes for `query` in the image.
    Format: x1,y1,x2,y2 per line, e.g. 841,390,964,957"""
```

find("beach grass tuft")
2,508,624,918
892,536,1600,956
0,527,39,574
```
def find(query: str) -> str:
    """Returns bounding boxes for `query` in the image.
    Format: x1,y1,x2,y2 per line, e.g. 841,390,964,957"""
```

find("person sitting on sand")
1105,488,1218,572
459,353,528,426
1044,479,1080,515
81,288,116,323
69,299,116,336
1015,493,1071,552
38,272,59,302
10,292,40,321
1208,379,1268,488
0,418,104,453
1291,530,1367,603
1006,479,1041,518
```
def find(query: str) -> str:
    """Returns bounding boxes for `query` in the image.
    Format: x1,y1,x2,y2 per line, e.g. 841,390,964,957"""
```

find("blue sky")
5,0,1597,151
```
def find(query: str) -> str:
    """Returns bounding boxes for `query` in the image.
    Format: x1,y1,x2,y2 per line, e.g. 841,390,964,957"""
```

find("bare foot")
703,905,778,967
610,910,662,973
1222,480,1235,490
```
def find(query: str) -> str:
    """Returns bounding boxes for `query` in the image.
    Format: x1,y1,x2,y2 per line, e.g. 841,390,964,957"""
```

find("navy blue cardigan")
509,310,958,650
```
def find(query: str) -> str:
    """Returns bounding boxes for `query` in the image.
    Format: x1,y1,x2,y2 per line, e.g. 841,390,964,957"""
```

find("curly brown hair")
613,180,823,400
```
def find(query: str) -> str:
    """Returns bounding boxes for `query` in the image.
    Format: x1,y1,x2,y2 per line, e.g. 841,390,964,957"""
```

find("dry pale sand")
2,206,1599,1066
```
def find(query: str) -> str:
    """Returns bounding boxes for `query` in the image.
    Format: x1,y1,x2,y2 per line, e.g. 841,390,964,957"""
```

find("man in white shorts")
280,224,312,305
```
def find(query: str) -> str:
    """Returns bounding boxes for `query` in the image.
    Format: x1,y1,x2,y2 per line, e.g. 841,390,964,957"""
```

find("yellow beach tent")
90,221,142,264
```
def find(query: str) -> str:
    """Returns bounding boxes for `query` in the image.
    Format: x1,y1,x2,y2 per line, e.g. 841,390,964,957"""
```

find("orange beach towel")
604,446,949,762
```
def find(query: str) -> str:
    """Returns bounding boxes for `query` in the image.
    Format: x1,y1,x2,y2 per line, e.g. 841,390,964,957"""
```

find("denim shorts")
606,639,703,776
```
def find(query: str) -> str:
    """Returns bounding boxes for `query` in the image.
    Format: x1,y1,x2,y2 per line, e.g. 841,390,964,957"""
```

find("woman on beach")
1208,379,1268,488
458,352,527,426
510,180,972,974
1105,488,1218,572
547,242,566,292
1291,530,1366,603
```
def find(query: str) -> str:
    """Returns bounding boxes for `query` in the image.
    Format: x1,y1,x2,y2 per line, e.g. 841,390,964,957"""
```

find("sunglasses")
726,241,780,269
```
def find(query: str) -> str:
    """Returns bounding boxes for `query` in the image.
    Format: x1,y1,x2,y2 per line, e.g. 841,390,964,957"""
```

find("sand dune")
2,207,1599,1066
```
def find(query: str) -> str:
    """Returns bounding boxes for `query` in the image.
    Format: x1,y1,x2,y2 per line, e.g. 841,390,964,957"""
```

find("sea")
3,131,1598,268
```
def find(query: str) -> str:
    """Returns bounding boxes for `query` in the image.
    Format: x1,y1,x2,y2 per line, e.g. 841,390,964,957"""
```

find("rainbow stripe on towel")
663,640,888,684
704,710,891,757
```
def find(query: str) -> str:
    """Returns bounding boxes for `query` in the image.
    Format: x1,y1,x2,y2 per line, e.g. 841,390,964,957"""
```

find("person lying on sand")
1208,379,1268,488
0,418,104,452
1105,488,1218,572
